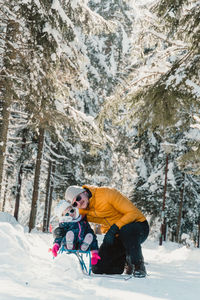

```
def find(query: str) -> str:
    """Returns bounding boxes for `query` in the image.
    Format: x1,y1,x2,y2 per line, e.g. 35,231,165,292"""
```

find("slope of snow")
0,213,200,300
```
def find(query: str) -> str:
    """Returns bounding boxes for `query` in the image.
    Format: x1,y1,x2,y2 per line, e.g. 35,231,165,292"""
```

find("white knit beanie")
65,185,85,202
54,200,71,218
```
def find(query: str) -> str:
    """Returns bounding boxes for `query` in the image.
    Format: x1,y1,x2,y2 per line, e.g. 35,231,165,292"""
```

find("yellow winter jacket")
79,185,146,233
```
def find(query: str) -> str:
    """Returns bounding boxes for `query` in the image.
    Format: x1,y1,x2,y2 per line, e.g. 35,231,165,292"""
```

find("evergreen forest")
0,0,200,246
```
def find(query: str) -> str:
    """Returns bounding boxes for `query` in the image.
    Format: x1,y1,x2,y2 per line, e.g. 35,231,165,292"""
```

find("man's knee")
120,221,149,244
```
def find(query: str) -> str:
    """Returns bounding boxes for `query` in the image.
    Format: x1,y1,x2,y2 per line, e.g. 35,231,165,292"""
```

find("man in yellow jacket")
65,184,149,277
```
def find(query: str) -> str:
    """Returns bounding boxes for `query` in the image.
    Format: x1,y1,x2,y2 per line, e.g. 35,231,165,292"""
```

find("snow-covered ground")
0,213,200,300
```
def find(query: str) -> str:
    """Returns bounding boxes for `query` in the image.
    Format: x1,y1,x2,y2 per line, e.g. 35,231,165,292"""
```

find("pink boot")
80,233,93,251
66,231,74,250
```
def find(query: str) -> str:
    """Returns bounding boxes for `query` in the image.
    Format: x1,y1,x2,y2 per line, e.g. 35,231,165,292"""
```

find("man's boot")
133,260,146,278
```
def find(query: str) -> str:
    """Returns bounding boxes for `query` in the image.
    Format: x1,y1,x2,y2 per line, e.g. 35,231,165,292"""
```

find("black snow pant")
92,220,149,274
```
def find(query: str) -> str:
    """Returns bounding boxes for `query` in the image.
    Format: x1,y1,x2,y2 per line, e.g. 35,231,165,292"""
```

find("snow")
1,213,200,300
186,128,200,141
185,79,200,97
165,70,186,88
167,162,176,188
51,0,74,26
136,158,147,179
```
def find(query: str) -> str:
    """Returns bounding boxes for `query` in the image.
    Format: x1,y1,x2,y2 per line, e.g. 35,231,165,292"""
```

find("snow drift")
0,213,200,300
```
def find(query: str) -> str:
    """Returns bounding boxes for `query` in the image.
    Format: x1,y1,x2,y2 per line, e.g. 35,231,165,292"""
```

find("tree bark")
47,162,55,232
2,178,8,212
43,160,52,232
175,173,185,243
14,165,23,221
28,127,45,232
197,220,200,248
14,132,27,220
159,154,168,245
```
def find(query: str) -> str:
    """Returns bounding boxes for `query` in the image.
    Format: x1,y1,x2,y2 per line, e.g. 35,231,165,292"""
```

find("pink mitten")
52,243,60,257
91,250,101,265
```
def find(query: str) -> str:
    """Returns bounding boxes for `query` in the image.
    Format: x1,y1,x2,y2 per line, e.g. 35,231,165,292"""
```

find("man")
65,185,149,277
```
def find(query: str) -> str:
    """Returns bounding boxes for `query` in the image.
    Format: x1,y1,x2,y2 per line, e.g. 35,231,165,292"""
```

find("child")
51,200,100,266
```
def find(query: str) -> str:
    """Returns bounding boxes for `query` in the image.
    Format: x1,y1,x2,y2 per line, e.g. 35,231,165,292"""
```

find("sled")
59,245,92,275
57,246,136,280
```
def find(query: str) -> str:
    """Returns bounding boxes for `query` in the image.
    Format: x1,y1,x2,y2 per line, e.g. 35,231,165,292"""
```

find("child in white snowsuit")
51,200,100,266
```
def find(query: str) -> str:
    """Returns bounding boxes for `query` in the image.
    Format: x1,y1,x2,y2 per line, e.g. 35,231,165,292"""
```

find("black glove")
103,224,119,247
53,227,66,239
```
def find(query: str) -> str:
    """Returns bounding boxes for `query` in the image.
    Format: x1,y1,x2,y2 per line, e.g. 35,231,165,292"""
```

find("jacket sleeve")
107,188,145,229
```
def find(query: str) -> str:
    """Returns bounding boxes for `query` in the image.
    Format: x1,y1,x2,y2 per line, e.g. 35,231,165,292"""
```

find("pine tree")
96,0,200,241
0,3,20,205
130,129,200,242
99,0,199,137
1,0,110,228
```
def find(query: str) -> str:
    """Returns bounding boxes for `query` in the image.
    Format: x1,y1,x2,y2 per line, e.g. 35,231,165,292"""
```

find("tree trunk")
14,132,27,220
159,153,168,245
175,173,185,243
0,20,19,207
14,165,23,221
47,162,55,232
43,160,52,232
28,127,45,232
2,177,8,212
197,220,200,248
